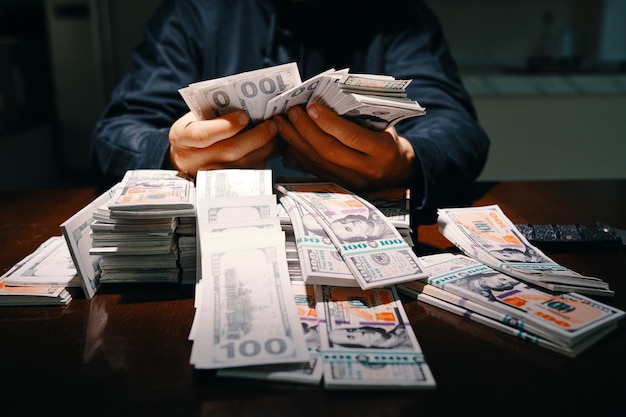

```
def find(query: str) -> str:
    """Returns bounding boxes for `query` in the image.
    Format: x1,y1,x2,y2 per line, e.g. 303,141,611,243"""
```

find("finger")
172,119,278,175
306,103,396,155
170,110,250,148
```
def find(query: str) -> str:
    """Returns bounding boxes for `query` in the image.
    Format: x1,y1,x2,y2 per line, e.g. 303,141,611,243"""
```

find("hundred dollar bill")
401,253,624,347
275,182,428,289
107,169,196,215
316,285,436,389
190,228,309,369
338,73,413,96
437,205,613,296
0,279,71,306
263,68,340,119
195,169,273,199
217,281,323,384
61,186,117,298
1,236,79,288
183,62,302,123
280,195,357,287
415,292,618,357
195,194,277,225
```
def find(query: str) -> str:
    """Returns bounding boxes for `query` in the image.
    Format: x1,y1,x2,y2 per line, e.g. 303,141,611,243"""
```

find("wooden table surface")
1,179,624,417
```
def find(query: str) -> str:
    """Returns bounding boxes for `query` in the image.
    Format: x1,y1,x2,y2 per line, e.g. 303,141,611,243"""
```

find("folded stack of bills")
437,205,613,297
0,236,74,306
398,252,625,357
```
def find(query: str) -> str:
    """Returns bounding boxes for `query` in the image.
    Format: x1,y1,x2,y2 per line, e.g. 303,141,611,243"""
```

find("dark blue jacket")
91,0,490,224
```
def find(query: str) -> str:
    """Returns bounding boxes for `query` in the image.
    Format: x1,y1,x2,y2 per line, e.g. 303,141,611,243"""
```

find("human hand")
168,110,279,177
274,103,417,190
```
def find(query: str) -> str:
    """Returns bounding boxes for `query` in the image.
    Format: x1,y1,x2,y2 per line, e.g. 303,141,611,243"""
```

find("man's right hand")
168,110,279,177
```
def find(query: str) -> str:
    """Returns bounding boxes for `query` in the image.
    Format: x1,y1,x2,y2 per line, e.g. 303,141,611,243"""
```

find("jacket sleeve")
386,1,491,224
90,0,206,190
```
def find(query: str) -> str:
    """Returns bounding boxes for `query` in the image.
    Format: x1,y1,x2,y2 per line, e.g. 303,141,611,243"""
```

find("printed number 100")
221,338,288,358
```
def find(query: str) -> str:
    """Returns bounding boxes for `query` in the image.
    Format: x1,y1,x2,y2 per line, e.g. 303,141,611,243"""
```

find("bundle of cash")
437,205,613,296
217,281,323,385
190,169,310,370
85,170,196,285
106,169,196,217
280,195,358,287
179,62,425,130
275,182,428,290
317,285,436,389
398,253,625,357
0,236,74,306
61,186,116,298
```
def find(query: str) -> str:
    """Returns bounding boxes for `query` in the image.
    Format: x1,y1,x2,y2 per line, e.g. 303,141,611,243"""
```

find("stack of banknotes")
179,62,425,130
398,252,625,357
188,169,436,389
437,205,614,297
0,236,75,306
88,169,196,286
58,170,197,299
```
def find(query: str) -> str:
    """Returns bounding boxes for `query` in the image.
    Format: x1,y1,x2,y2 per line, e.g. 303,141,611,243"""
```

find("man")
91,0,490,224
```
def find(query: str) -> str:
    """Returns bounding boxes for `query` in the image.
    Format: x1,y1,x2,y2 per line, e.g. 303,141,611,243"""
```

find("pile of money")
398,253,625,357
85,170,196,286
275,182,428,290
437,205,614,296
179,62,425,130
188,170,435,389
190,169,311,370
0,236,75,306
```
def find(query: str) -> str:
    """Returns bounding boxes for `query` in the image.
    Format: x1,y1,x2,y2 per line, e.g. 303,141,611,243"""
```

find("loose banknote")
180,62,302,123
61,186,117,298
195,169,273,199
437,205,613,296
1,236,79,288
275,182,428,289
190,229,309,369
316,285,436,389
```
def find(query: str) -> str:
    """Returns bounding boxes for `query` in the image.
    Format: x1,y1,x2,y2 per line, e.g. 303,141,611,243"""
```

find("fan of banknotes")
179,62,425,130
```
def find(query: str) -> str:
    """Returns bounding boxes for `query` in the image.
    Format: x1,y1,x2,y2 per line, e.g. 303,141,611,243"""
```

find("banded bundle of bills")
87,170,196,285
179,62,425,130
217,281,323,385
190,169,310,370
275,182,428,290
398,253,625,357
0,236,74,306
280,195,358,287
317,285,436,389
437,205,613,296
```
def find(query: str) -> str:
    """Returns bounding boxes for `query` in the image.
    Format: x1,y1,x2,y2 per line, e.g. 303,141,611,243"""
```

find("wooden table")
1,180,625,416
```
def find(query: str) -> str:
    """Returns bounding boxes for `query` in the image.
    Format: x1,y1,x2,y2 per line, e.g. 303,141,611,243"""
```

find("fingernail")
307,105,319,120
238,111,249,126
273,118,282,133
268,120,278,135
288,107,299,122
